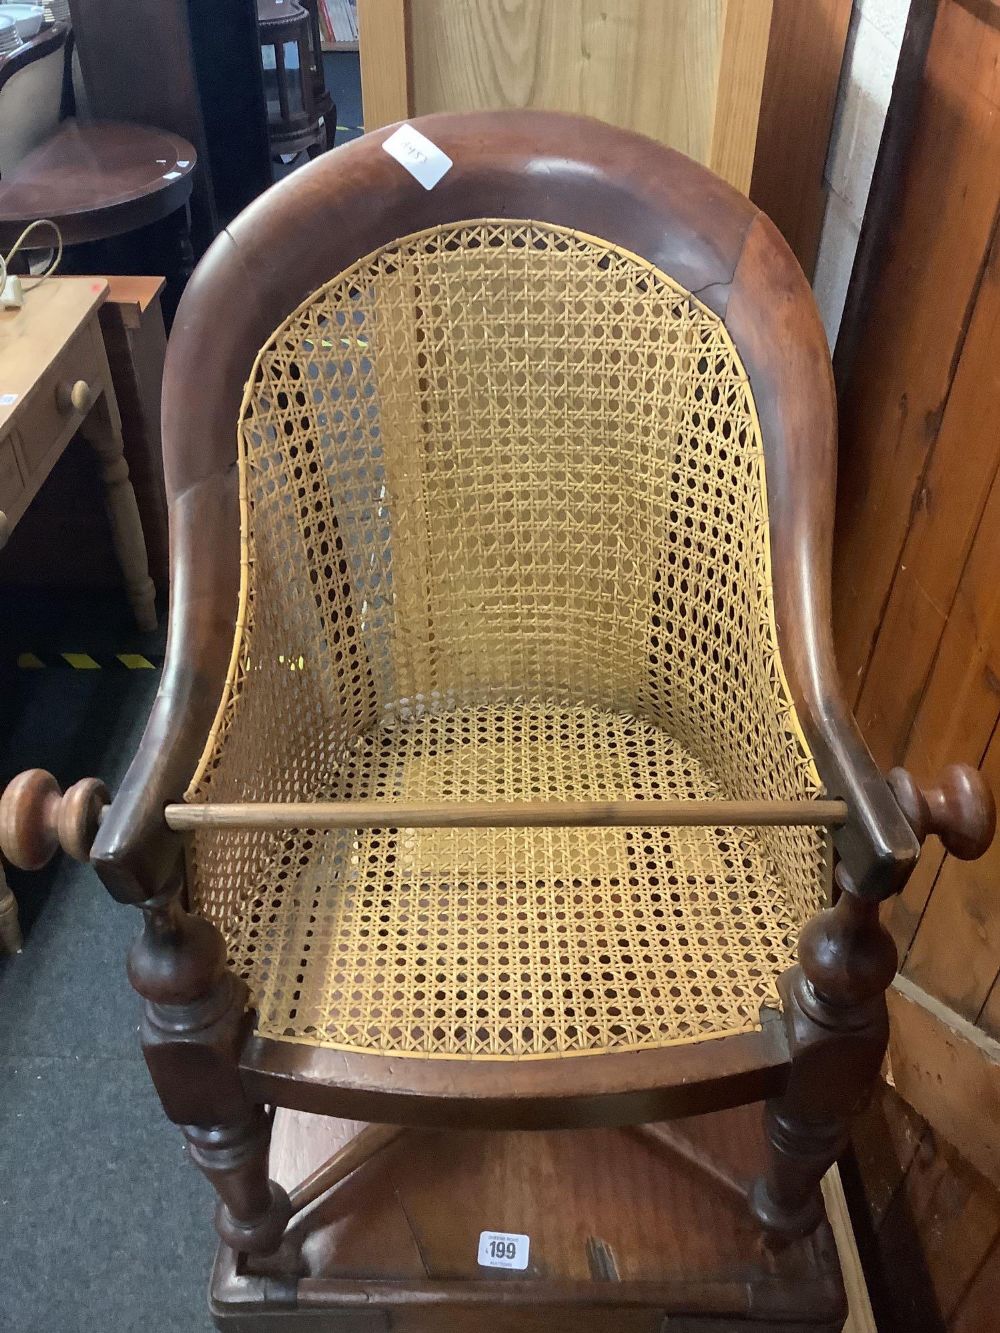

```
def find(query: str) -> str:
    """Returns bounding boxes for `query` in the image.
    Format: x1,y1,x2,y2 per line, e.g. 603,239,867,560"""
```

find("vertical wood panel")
854,220,1000,771
833,0,1000,697
749,0,854,276
949,1232,1000,1332
708,0,773,194
361,0,773,192
852,1081,927,1230
903,724,1000,1017
888,977,1000,1192
834,5,1000,1260
408,0,724,166
887,461,1000,957
358,0,411,129
853,1081,1000,1331
976,968,1000,1041
880,1124,1000,1327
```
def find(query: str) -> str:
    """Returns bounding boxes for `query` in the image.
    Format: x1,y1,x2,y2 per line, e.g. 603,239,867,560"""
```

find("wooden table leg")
0,863,23,954
78,388,157,633
0,512,22,954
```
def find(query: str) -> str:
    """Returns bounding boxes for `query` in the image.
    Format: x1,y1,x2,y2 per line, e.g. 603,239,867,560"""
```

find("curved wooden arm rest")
800,689,920,898
90,469,242,905
724,218,919,902
0,769,109,870
888,764,996,862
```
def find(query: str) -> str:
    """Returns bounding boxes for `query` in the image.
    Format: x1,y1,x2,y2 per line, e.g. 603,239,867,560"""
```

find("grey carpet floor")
0,51,365,1328
0,591,216,1331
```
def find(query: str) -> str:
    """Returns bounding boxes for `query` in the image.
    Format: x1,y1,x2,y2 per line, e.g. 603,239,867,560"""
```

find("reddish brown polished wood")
92,109,918,907
241,1014,790,1132
0,119,196,247
211,1102,847,1330
888,763,996,861
0,768,107,871
66,112,995,1231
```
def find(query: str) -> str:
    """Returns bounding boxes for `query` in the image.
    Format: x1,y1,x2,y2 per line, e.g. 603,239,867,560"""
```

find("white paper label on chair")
382,124,453,191
477,1230,530,1270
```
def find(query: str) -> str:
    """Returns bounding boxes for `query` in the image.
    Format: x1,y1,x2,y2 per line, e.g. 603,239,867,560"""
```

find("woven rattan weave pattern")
185,219,828,1060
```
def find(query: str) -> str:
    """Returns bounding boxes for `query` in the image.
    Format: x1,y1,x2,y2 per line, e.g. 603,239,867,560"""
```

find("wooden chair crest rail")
0,113,994,1271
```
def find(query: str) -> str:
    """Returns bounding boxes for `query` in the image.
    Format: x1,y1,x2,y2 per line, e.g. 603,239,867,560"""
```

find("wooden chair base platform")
209,1101,848,1332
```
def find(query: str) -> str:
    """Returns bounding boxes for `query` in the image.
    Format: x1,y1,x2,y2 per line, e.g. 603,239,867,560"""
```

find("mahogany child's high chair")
1,112,994,1284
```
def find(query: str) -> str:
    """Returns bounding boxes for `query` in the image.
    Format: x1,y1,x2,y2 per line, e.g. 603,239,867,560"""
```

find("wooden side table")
0,121,196,249
0,121,198,322
0,276,157,629
99,276,171,590
0,276,157,956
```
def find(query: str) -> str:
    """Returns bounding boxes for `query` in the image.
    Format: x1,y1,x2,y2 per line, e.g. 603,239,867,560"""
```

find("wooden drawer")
0,428,25,516
16,319,104,477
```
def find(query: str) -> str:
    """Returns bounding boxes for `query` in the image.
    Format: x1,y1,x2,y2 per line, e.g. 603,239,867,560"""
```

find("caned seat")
185,219,826,1060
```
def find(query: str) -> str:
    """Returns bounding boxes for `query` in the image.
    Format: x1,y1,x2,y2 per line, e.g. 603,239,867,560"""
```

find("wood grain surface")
246,1100,848,1328
832,0,1000,1125
852,1079,1000,1331
833,0,1000,696
888,976,1000,1190
360,0,773,192
749,0,853,276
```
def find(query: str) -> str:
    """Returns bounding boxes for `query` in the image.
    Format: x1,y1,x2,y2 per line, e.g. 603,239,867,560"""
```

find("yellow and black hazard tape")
15,652,163,670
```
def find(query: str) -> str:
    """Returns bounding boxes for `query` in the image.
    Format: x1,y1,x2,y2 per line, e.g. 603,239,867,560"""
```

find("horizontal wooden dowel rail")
164,797,849,832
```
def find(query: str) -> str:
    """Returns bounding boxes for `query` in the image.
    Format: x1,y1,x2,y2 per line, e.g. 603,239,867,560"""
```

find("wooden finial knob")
0,769,109,870
888,764,996,861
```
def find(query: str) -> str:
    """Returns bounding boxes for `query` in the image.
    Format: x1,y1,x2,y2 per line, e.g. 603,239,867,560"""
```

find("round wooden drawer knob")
56,380,93,415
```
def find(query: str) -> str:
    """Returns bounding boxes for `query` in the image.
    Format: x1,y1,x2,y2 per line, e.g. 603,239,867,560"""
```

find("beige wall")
812,0,911,346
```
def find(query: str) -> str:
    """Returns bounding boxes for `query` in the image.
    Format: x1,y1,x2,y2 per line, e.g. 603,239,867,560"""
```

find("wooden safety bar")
164,798,850,832
1,766,994,874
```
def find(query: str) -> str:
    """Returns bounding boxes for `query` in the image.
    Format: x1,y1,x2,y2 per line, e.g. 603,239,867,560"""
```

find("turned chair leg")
128,894,290,1255
183,1112,290,1254
749,881,897,1239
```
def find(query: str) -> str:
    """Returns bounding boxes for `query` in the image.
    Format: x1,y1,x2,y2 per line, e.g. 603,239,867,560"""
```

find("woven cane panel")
186,219,828,1060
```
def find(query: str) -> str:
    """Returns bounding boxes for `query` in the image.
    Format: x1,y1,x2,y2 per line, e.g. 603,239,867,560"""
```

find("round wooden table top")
0,120,197,248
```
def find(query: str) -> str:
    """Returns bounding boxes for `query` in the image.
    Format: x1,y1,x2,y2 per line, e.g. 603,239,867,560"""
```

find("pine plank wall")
834,1,1000,1326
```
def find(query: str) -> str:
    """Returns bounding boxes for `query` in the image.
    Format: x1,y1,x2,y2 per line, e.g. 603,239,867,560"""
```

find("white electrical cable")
0,218,64,308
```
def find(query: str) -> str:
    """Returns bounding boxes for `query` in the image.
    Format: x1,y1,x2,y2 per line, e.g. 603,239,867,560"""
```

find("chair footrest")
209,1101,848,1332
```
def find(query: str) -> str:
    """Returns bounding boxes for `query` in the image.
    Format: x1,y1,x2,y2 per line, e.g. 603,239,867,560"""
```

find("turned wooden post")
749,880,896,1237
128,896,291,1254
750,763,995,1238
0,769,290,1255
